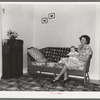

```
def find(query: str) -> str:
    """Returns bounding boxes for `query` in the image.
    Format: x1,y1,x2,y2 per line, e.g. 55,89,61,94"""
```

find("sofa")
27,47,92,85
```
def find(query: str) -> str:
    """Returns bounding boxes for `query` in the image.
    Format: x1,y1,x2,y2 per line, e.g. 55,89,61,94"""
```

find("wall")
33,4,99,80
1,4,34,73
33,4,95,48
0,4,2,77
95,5,100,80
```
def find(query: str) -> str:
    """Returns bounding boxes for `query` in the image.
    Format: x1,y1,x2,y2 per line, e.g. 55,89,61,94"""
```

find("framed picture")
48,13,55,19
41,17,48,24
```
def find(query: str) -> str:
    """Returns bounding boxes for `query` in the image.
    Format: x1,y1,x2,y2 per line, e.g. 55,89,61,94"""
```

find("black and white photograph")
0,2,100,98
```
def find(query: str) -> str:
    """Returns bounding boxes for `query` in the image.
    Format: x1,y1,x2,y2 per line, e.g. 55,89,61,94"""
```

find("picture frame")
1,2,100,100
48,13,55,19
41,17,48,24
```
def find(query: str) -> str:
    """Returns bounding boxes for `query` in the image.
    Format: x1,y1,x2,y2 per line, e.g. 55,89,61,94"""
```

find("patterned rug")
0,73,100,91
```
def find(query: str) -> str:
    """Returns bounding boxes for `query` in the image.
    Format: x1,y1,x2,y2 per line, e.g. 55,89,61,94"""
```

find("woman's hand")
76,54,90,61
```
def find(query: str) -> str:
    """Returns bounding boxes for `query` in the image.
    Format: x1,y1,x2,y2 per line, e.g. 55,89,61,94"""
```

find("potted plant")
7,30,18,40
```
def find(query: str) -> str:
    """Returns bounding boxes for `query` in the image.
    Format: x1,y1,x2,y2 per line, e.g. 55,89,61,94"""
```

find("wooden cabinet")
2,39,23,79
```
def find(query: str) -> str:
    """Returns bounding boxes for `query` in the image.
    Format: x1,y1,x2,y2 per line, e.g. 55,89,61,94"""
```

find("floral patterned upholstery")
44,47,70,62
27,47,47,63
31,62,63,68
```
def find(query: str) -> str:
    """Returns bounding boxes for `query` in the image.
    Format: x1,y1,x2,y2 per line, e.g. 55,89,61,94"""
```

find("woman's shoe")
52,79,59,83
61,79,69,83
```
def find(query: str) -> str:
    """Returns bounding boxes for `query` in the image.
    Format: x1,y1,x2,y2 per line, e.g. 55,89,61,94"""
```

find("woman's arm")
77,45,93,61
76,54,90,61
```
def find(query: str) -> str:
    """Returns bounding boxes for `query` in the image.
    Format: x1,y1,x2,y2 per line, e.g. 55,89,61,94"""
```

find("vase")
10,37,16,40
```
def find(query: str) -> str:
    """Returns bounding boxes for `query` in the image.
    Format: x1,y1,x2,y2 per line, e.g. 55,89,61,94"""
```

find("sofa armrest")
39,47,47,57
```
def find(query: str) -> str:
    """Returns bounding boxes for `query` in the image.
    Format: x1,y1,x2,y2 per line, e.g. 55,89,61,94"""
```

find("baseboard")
23,68,27,74
0,73,2,79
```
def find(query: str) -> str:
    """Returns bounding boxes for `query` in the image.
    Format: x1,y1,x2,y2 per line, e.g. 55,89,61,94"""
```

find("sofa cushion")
31,62,46,66
46,62,57,68
31,61,84,70
46,62,63,68
31,62,62,68
36,57,47,63
28,47,47,63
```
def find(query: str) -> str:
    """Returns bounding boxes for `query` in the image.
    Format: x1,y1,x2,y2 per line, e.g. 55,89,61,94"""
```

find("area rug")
0,73,100,91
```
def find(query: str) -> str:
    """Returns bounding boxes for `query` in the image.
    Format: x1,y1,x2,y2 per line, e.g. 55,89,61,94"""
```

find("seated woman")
53,35,93,83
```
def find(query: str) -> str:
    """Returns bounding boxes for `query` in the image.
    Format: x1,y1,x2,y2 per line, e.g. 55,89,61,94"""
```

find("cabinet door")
9,45,23,78
2,52,10,79
9,41,23,78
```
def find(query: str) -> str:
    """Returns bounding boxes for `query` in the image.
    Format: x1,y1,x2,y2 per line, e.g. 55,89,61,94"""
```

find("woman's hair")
79,35,90,44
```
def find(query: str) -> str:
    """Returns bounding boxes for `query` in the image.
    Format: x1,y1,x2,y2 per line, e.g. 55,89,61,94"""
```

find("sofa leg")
84,77,86,85
84,73,86,85
86,73,90,85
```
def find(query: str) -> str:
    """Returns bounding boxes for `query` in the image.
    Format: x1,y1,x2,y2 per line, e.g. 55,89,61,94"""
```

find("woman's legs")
55,65,68,80
64,71,68,80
